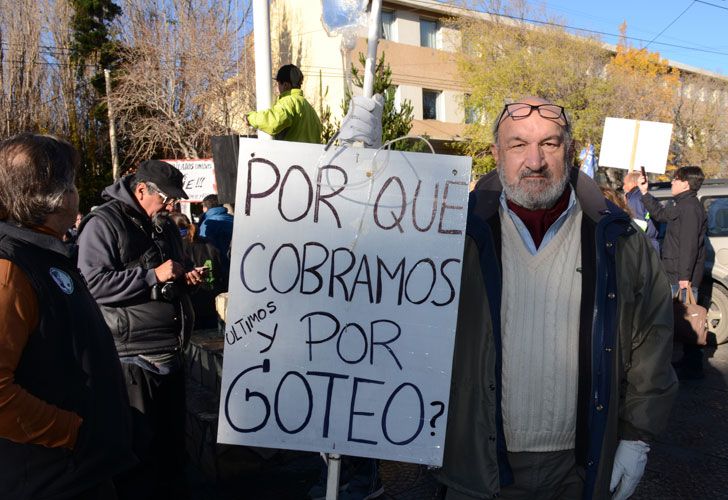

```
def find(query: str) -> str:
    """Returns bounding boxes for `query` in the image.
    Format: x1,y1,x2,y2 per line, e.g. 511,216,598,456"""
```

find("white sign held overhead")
163,159,217,202
217,139,471,466
598,117,673,174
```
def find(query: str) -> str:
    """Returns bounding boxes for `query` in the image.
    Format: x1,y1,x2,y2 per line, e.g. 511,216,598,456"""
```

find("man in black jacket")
77,160,204,498
639,165,707,379
0,133,137,499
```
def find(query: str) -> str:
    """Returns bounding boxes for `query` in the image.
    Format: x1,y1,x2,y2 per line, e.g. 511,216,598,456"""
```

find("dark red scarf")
506,186,571,248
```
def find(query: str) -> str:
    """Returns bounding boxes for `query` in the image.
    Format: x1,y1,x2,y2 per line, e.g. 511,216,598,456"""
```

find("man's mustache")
520,169,551,179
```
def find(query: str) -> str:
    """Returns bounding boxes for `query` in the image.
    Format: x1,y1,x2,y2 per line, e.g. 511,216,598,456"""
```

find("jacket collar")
471,167,609,224
0,221,71,258
674,189,697,201
278,88,303,99
205,206,228,217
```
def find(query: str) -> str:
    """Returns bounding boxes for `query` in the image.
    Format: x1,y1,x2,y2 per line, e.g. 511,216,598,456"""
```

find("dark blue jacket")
625,187,660,252
199,206,234,258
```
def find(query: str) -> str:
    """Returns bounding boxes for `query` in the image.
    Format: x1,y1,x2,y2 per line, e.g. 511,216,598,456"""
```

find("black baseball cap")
274,64,303,87
135,160,189,200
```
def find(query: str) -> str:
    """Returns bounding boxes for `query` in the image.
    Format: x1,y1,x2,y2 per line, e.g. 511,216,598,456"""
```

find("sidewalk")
186,330,728,499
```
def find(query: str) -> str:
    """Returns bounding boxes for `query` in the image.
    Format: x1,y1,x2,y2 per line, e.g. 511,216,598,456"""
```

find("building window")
420,18,439,48
381,10,394,40
423,89,440,120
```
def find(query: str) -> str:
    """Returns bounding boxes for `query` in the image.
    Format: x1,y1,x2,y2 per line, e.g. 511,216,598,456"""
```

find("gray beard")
499,164,570,210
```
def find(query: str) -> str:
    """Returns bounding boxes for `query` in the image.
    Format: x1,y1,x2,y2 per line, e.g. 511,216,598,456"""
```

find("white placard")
163,159,217,202
217,139,471,466
598,117,673,174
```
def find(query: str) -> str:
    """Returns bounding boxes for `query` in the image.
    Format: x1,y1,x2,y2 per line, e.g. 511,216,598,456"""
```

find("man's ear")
491,143,500,164
134,182,146,200
565,141,576,167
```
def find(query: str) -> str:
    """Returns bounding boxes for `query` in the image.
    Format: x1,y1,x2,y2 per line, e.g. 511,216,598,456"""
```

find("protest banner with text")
163,159,217,202
217,139,471,466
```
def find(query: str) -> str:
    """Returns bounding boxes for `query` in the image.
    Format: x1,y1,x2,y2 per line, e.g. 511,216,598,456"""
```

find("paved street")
633,343,728,499
187,335,728,499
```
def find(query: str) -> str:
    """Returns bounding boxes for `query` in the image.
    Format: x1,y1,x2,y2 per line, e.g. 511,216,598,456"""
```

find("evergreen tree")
70,0,122,81
68,0,123,211
343,52,417,151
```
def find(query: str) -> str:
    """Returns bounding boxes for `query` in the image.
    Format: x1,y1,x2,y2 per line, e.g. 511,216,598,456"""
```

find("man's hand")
678,280,691,290
184,268,204,286
154,259,184,282
637,173,649,195
337,94,384,148
610,440,650,500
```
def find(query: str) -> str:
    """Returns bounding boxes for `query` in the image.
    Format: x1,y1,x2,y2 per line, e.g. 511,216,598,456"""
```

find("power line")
482,8,728,57
695,0,728,9
645,1,696,49
408,0,728,57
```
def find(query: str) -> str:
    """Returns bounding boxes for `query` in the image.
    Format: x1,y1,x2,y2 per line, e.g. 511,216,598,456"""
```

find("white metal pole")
325,453,342,500
362,0,382,99
253,0,272,140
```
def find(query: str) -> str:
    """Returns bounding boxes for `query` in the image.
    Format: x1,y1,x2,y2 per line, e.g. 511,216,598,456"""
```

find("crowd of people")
0,64,711,500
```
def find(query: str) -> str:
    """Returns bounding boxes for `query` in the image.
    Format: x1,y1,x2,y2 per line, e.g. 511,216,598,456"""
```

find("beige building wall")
267,0,470,142
268,0,350,123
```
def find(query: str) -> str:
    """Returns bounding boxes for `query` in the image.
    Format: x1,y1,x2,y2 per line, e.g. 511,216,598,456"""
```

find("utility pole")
104,69,120,180
253,0,272,140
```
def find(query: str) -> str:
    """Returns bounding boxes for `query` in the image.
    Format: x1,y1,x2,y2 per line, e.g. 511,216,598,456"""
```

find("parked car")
647,179,728,344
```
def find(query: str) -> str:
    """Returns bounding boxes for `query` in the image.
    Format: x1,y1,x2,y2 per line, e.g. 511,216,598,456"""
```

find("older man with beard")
432,97,677,500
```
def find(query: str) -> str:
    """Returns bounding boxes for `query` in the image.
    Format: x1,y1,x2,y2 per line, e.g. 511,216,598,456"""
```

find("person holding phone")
638,165,708,379
623,169,660,252
77,160,200,498
170,212,228,329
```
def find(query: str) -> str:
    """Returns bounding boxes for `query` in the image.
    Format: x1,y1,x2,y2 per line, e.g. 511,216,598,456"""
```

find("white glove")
337,94,384,148
609,439,650,500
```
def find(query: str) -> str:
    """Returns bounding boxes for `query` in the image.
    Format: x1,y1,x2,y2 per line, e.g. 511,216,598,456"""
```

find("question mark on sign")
429,401,445,436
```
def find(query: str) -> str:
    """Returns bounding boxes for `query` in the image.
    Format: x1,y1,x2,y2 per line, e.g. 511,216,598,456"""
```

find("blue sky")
540,0,728,76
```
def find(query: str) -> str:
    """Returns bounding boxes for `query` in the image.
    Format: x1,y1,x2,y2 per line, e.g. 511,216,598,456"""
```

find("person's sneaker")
338,461,384,500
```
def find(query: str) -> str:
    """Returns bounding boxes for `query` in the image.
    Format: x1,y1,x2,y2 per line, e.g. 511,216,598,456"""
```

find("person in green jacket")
245,64,322,144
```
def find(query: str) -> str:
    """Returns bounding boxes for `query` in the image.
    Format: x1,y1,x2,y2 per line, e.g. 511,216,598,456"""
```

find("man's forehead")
498,111,565,138
514,96,551,106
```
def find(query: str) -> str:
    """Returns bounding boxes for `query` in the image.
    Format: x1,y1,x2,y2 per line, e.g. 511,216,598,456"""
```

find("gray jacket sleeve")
77,215,158,305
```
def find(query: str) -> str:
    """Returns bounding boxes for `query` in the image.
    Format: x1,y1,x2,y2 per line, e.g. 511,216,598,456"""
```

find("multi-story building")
266,0,728,155
269,0,471,150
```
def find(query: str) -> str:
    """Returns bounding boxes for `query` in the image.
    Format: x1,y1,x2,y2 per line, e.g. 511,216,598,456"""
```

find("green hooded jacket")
246,88,322,144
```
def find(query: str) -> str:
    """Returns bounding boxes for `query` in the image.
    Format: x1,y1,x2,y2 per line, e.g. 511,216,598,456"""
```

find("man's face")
59,185,79,232
276,81,291,94
492,101,569,209
136,182,176,218
623,175,636,193
671,177,690,196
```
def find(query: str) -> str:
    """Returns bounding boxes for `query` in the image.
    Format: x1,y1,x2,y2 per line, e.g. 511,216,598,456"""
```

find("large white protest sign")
163,159,216,201
217,139,471,466
598,117,673,174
